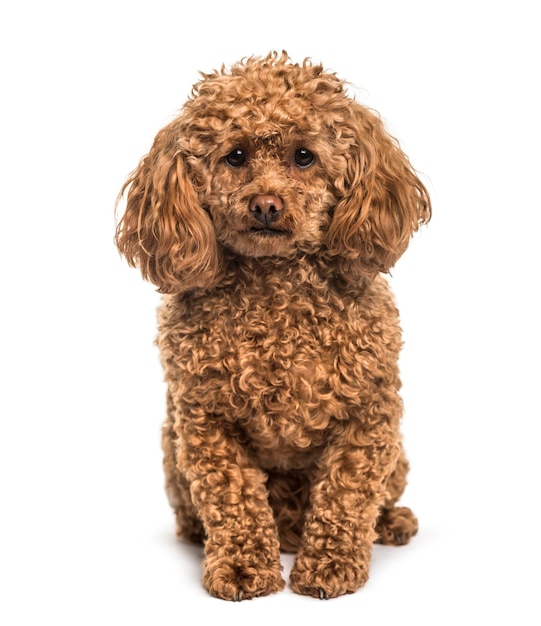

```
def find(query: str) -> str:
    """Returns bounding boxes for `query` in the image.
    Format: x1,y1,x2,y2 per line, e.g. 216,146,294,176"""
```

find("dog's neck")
218,250,371,297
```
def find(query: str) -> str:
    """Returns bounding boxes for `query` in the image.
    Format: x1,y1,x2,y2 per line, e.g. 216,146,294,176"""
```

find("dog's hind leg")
375,448,418,546
267,470,311,553
162,391,205,543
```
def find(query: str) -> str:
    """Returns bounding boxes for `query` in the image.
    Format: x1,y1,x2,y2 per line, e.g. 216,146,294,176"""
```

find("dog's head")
115,52,431,293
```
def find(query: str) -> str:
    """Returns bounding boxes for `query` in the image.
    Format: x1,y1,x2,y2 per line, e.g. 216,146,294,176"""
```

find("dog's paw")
203,559,285,601
375,506,418,546
289,550,369,599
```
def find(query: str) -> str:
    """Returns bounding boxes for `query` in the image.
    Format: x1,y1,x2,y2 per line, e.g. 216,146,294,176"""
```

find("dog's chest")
160,270,398,468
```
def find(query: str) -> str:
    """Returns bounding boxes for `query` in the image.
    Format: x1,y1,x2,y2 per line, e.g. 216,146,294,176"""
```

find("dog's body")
116,52,431,600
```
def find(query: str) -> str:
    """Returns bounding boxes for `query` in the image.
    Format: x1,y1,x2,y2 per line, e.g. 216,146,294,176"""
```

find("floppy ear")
325,101,431,277
115,120,221,294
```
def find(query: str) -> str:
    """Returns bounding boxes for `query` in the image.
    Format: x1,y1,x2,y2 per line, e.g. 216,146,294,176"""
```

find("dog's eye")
294,148,315,168
225,148,247,167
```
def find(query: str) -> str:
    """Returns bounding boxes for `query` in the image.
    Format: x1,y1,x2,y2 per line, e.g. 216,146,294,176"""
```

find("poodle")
115,51,431,600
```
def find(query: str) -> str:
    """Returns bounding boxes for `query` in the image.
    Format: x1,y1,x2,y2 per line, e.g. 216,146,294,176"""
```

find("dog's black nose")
249,194,283,225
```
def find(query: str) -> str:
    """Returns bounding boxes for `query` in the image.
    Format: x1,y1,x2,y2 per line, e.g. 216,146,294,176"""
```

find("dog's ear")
325,101,431,277
115,121,221,294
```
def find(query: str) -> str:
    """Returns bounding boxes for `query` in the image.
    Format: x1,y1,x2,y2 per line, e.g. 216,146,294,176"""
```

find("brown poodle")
115,51,431,601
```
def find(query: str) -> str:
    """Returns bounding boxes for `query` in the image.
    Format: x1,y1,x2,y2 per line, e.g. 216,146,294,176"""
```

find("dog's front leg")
183,425,285,601
289,430,399,599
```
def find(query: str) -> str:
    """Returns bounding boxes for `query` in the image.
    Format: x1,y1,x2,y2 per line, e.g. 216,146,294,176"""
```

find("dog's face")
199,135,335,259
116,52,431,293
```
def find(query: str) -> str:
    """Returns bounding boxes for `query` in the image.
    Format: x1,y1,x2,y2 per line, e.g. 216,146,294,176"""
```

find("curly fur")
116,51,431,600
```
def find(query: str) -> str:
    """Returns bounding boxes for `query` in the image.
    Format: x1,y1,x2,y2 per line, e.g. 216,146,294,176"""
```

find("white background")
1,1,539,624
